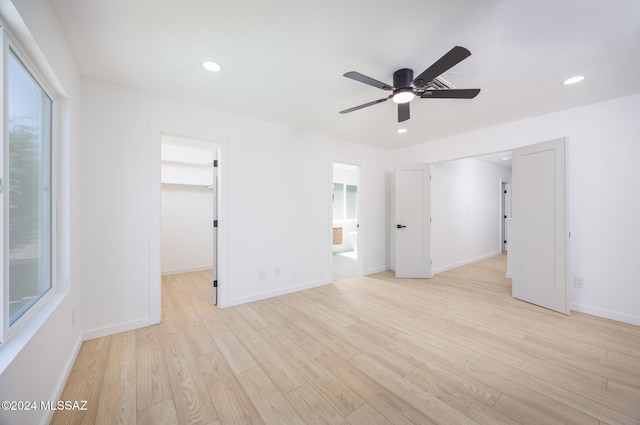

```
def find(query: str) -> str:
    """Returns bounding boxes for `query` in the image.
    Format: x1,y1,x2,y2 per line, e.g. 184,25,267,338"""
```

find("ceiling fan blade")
344,71,393,91
339,96,391,114
413,46,471,87
421,88,481,99
398,102,410,122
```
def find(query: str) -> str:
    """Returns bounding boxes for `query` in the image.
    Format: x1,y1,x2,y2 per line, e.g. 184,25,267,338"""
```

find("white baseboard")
82,316,158,340
570,303,640,326
226,278,332,307
364,265,388,275
161,265,212,276
433,251,502,275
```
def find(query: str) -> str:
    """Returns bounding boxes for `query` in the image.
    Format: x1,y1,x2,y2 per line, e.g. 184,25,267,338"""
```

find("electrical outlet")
259,270,266,280
574,277,584,288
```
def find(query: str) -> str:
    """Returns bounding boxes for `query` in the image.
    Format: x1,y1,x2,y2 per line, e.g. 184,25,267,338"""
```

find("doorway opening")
419,152,512,276
332,163,360,280
160,134,219,303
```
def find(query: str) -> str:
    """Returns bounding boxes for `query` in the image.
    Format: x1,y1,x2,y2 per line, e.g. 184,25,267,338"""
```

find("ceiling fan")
339,46,480,122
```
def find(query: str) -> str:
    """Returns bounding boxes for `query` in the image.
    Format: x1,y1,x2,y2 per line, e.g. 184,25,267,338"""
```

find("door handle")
396,224,407,229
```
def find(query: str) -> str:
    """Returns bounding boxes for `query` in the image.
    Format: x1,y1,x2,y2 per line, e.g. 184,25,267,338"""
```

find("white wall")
0,1,83,425
431,158,512,273
80,79,392,337
2,5,637,424
393,93,640,325
161,184,214,274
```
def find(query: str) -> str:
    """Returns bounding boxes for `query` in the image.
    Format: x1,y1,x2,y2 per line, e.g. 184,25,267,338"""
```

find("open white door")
212,156,219,305
395,163,432,278
511,138,568,314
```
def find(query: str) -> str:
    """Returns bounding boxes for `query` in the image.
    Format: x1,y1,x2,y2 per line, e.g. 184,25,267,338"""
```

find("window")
1,29,54,339
332,183,358,222
332,183,345,221
345,184,357,220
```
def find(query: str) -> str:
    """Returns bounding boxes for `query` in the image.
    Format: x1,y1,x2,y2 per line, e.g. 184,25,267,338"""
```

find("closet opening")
160,134,219,304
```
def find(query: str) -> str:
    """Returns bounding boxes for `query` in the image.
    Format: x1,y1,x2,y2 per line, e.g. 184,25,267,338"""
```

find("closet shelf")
161,181,213,188
161,159,214,167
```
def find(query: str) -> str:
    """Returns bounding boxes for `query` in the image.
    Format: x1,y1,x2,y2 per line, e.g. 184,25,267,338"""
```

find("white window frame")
0,24,58,344
332,182,358,223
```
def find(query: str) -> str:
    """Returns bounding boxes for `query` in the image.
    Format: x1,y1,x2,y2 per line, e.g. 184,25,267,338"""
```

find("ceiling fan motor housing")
339,46,479,121
393,68,414,89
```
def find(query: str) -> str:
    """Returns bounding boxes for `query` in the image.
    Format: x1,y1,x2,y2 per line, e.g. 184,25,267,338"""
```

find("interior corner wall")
392,93,640,326
431,158,511,273
0,1,83,425
79,78,392,336
161,184,214,275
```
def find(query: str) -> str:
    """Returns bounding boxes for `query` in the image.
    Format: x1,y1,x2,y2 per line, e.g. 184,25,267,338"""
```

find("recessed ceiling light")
502,157,511,161
202,61,222,72
397,128,408,134
563,75,585,85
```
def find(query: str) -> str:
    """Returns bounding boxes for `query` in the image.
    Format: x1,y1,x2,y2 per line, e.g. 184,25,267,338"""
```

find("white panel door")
511,138,568,314
395,163,432,278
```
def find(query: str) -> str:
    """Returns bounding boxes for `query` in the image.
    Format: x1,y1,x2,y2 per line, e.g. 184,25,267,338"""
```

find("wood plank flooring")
51,255,640,425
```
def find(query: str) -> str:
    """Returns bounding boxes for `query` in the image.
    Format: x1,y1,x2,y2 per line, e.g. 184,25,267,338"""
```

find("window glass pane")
332,183,344,221
346,185,358,220
8,49,52,324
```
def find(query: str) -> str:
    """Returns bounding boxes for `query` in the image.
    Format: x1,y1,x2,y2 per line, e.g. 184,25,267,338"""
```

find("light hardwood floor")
51,254,640,425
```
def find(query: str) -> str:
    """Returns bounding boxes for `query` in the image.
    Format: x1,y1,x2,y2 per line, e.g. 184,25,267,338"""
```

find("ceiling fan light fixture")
392,89,415,104
339,46,479,122
563,75,585,85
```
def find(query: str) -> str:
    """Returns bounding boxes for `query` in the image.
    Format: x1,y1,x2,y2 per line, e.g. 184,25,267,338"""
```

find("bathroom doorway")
332,163,360,280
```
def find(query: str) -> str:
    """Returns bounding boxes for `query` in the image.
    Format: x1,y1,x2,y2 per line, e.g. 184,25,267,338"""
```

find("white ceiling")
475,151,512,170
49,0,640,150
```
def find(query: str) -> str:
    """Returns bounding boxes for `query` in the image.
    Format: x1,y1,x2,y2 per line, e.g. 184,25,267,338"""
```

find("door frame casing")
150,123,230,321
329,161,364,279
